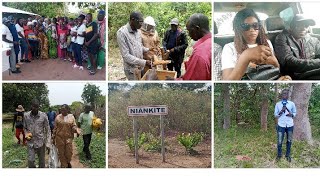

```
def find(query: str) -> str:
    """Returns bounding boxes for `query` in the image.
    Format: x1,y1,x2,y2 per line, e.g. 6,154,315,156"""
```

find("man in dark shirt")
47,107,56,135
12,105,26,145
8,16,20,66
85,13,99,75
274,14,320,80
162,18,188,77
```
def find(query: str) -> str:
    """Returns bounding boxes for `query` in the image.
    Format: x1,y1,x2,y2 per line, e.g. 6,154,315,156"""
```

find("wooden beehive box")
141,69,177,80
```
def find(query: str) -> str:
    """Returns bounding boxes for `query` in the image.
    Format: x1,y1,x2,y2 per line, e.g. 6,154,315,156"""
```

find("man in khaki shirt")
23,99,51,168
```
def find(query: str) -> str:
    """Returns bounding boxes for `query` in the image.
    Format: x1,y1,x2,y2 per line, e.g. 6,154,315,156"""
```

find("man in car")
274,14,320,80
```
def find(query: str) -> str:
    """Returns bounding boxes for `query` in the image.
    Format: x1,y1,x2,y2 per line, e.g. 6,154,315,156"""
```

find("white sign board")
128,105,168,116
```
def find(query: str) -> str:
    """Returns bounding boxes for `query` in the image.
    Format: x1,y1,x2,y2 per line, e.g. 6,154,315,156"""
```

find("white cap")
144,16,156,27
27,22,33,26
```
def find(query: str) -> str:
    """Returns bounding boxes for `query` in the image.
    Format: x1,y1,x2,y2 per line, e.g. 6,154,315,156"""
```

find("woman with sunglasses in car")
221,8,280,80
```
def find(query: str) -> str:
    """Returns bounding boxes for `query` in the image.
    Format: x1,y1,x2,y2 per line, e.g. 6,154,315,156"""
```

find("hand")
145,60,151,66
265,56,280,67
85,42,90,47
246,45,272,64
76,128,82,135
170,48,174,53
286,113,293,117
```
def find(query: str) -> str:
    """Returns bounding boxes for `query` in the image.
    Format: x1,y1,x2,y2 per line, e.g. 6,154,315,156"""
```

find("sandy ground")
108,134,211,168
2,58,105,81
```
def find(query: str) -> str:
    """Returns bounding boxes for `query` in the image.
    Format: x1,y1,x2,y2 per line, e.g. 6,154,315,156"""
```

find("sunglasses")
240,22,261,31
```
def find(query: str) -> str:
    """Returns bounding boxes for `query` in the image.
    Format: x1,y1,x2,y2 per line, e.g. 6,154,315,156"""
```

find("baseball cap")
170,18,179,25
291,14,315,26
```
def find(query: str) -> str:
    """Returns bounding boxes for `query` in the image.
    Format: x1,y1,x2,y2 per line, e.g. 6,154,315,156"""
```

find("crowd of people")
2,10,106,75
214,8,320,80
12,101,96,168
117,12,212,80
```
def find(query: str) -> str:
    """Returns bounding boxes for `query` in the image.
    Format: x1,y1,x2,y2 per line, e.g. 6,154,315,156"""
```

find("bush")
126,132,148,152
108,87,211,139
177,132,204,154
144,133,163,152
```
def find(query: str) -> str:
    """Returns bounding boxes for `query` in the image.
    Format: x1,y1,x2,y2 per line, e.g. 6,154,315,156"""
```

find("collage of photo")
1,0,320,179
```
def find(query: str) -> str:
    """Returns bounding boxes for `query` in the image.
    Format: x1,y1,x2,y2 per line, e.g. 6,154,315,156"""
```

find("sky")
47,83,106,106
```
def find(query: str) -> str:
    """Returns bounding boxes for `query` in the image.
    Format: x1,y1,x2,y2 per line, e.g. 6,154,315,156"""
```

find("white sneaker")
79,66,84,70
97,66,102,70
73,64,79,68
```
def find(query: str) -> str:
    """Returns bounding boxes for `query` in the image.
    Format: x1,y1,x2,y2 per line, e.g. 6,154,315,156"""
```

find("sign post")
160,115,165,162
133,117,139,164
128,105,168,164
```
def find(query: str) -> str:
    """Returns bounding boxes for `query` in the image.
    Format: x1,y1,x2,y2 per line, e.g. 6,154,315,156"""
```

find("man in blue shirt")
274,89,297,162
47,107,56,135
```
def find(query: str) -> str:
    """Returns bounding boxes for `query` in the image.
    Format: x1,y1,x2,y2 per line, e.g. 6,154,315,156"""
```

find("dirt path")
2,58,105,80
108,136,211,168
70,141,85,168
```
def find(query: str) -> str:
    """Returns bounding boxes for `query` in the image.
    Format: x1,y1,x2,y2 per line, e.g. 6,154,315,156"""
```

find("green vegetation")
74,132,106,168
108,2,212,47
177,132,204,154
108,83,211,140
2,122,28,168
215,127,320,168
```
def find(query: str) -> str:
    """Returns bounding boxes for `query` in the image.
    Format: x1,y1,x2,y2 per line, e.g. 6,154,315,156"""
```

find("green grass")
214,126,320,168
74,132,106,168
2,123,28,168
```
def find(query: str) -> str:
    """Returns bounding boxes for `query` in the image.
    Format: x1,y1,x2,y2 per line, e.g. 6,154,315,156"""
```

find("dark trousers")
83,133,92,159
19,38,28,60
29,40,39,58
277,126,294,157
14,44,20,64
167,60,182,78
74,43,83,66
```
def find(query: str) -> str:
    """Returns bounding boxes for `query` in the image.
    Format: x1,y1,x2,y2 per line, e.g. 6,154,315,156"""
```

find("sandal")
89,70,96,75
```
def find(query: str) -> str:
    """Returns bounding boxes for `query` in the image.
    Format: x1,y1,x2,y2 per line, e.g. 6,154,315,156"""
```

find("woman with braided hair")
221,8,280,80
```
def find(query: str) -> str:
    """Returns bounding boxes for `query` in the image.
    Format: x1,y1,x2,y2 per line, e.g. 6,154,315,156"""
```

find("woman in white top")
221,8,279,80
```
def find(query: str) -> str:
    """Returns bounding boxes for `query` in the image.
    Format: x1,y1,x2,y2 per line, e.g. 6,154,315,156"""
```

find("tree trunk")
234,88,242,124
274,83,279,126
260,85,268,131
223,84,231,129
291,83,313,144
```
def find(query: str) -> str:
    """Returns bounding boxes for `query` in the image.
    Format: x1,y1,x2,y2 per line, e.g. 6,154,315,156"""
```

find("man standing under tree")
274,89,297,162
23,99,51,168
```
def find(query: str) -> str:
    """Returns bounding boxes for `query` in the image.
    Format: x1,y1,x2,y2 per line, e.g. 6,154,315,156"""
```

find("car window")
214,12,268,36
279,7,294,30
300,2,320,28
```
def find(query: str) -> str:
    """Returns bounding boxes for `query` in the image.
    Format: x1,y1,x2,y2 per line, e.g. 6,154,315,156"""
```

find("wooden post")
133,118,139,164
160,115,165,162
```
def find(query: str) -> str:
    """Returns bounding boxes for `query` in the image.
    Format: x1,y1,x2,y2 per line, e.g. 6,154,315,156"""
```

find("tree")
81,83,102,107
291,83,313,144
3,2,66,18
2,83,49,113
260,84,268,131
223,84,231,129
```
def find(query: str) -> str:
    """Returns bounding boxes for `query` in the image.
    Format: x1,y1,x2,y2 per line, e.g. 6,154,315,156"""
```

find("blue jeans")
277,125,294,157
73,43,83,66
19,38,28,59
